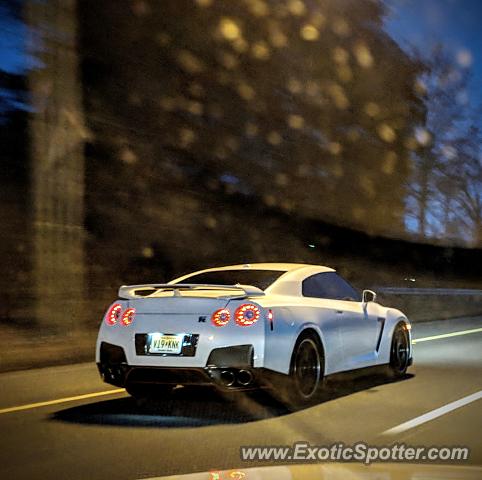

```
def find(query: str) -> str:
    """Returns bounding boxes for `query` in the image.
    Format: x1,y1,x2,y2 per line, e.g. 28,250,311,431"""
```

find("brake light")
105,303,122,326
121,307,136,326
234,304,261,326
267,309,274,331
211,308,230,327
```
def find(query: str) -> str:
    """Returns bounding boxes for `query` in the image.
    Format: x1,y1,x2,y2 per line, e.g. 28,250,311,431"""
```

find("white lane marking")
412,327,482,344
0,388,125,415
382,390,482,436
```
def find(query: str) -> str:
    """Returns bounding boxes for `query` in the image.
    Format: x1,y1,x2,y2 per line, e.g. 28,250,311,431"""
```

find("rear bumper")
98,341,259,390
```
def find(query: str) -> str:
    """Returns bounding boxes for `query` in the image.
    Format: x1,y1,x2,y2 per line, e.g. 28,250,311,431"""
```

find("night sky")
385,0,482,112
0,2,27,74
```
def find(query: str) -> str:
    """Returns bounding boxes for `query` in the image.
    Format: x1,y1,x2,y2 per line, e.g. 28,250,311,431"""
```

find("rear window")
174,270,286,291
302,272,361,301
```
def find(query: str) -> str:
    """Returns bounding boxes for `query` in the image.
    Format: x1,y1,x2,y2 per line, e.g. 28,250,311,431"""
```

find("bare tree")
409,45,479,244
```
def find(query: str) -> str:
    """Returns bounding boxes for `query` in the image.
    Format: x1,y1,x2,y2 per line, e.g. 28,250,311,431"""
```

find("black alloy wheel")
389,324,410,376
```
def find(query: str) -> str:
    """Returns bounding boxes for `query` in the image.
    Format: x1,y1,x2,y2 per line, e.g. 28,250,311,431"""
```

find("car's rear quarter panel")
258,296,345,375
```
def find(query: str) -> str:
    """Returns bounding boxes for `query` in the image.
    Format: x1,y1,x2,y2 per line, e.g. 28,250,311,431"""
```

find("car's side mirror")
362,289,377,304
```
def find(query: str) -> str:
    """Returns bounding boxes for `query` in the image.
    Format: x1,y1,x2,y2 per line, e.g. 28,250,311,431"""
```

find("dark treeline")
0,0,481,328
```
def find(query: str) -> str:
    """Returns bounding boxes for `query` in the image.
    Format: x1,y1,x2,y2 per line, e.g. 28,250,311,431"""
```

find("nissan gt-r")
96,263,412,407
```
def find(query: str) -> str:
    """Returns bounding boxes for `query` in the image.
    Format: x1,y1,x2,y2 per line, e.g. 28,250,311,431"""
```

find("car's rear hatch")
127,294,230,315
119,283,264,315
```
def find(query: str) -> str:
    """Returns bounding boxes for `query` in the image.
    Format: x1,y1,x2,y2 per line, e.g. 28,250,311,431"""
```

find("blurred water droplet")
160,96,176,111
377,123,396,143
267,131,282,145
287,0,306,16
311,12,326,28
219,17,242,41
219,51,238,69
246,0,270,17
245,123,258,136
287,114,304,129
275,172,289,186
251,41,271,60
332,18,351,37
456,48,472,68
300,24,319,41
414,126,431,146
195,0,213,6
352,206,366,220
456,90,469,105
336,65,352,83
187,101,203,115
179,128,196,147
287,78,303,94
328,142,342,155
360,175,375,198
263,194,276,206
382,151,397,175
232,37,248,53
237,82,256,100
364,102,380,118
131,0,150,16
327,83,349,109
441,145,457,160
204,216,217,229
176,50,205,73
156,32,171,46
120,147,137,165
353,42,373,68
333,47,349,64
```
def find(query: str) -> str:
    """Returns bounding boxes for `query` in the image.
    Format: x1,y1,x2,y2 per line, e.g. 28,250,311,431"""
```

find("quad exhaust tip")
220,370,236,387
219,369,254,387
237,369,254,386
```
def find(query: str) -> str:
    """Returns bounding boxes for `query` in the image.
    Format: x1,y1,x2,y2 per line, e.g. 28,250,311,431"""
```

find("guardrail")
376,288,482,296
376,288,482,322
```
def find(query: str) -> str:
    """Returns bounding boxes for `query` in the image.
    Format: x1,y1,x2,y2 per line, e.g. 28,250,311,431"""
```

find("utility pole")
26,0,86,332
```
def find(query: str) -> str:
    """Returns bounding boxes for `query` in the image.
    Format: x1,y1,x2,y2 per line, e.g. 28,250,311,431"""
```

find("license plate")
148,333,184,354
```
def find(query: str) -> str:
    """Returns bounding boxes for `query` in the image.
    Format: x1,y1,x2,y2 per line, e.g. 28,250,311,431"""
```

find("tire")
388,323,410,377
284,333,325,409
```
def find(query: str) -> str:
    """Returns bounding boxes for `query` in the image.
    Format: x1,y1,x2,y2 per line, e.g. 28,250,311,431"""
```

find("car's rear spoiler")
118,283,265,300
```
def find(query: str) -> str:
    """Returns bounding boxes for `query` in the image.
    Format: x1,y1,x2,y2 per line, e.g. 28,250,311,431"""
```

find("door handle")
335,310,344,315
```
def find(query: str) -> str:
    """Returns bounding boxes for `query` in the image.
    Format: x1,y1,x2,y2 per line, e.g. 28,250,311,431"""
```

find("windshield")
176,269,286,290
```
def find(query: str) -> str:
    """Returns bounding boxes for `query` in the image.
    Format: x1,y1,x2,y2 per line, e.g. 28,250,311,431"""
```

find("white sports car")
96,263,412,406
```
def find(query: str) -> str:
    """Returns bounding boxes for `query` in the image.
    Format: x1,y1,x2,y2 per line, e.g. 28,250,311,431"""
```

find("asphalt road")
0,317,481,480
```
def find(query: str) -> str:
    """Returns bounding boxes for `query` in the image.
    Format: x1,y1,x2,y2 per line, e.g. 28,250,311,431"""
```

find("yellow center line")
412,327,482,344
0,388,125,415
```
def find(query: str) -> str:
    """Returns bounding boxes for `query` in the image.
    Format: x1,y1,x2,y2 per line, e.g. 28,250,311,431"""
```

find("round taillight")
234,304,261,326
105,303,122,326
121,307,136,326
211,308,230,327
